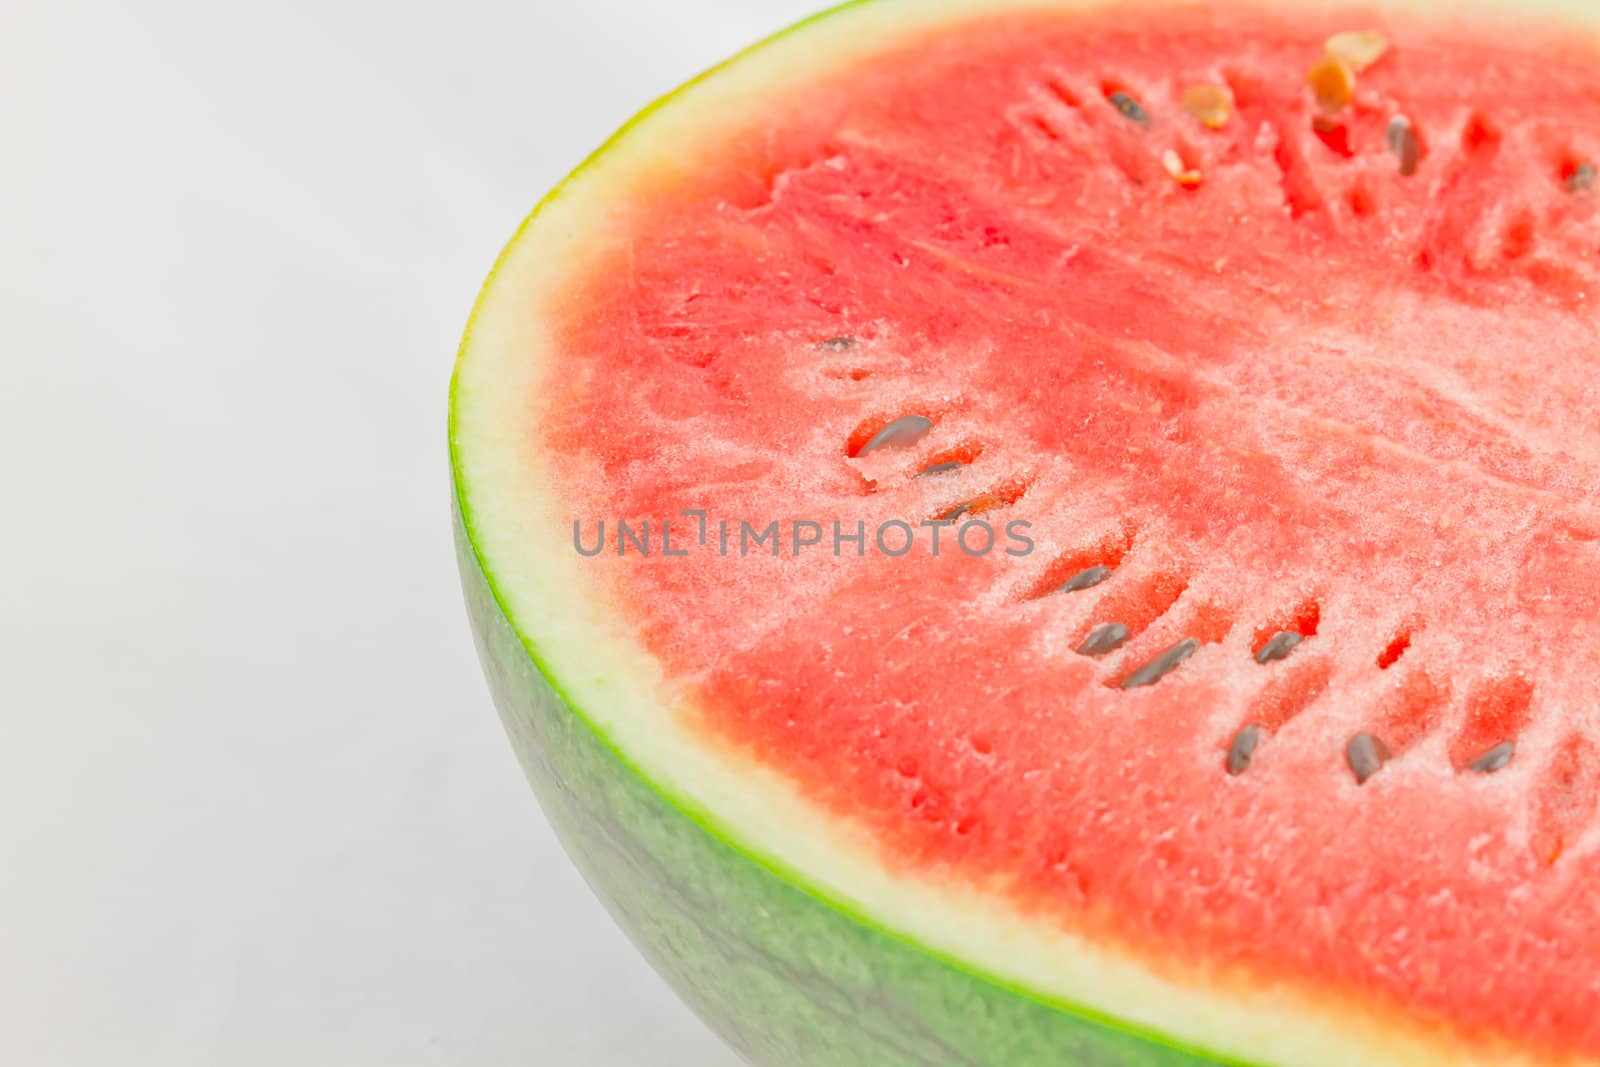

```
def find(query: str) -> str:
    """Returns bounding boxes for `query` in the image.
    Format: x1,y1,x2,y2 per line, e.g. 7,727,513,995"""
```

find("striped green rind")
454,510,1227,1066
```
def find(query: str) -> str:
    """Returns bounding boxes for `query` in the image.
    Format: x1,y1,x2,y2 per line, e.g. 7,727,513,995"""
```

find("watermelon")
451,1,1600,1063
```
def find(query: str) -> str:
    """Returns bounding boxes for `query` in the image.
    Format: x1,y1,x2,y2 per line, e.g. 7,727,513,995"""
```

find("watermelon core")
453,2,1600,1063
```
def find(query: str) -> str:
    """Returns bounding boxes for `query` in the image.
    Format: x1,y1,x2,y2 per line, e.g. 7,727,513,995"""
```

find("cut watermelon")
452,1,1600,1063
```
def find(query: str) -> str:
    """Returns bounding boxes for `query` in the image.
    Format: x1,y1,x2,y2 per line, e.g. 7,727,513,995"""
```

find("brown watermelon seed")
1108,91,1150,125
1307,57,1356,112
1469,741,1516,774
1387,117,1421,176
859,415,934,455
1059,565,1114,594
1121,638,1200,689
1566,163,1596,193
1325,30,1389,73
917,460,965,477
815,336,857,351
1227,724,1264,776
1254,631,1303,664
1347,731,1392,784
936,490,1010,522
1181,84,1232,129
1077,622,1132,657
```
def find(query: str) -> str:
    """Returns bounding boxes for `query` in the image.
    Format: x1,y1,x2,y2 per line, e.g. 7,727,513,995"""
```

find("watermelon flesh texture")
504,2,1600,1062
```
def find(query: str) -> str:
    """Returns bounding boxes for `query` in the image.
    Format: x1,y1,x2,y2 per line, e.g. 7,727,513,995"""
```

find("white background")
3,1,825,1062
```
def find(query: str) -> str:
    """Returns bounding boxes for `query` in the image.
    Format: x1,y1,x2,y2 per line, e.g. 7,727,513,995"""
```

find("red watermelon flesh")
538,5,1600,1058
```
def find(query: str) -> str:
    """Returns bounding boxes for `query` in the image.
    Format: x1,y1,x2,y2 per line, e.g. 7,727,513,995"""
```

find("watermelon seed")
859,415,934,455
1307,56,1356,112
1469,741,1516,774
1325,29,1390,73
1107,91,1150,126
1227,724,1263,775
1059,565,1114,594
1347,731,1392,784
815,336,857,351
917,460,965,477
1181,83,1232,129
1566,163,1596,193
1121,638,1200,689
1254,631,1303,664
1077,622,1131,657
1387,117,1421,176
1161,149,1205,188
935,488,1018,522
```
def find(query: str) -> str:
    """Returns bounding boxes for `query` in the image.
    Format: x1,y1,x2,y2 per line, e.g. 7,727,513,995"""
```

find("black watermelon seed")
1347,732,1391,784
1227,724,1263,776
815,336,858,351
1387,117,1420,177
1077,622,1132,657
1059,565,1114,594
937,501,971,522
917,460,965,477
1121,638,1200,689
1254,631,1303,664
1108,91,1150,125
860,415,934,454
1469,741,1516,774
1567,163,1596,193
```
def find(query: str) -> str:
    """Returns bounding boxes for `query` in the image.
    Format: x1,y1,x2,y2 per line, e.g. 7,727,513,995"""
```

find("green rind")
454,507,1234,1065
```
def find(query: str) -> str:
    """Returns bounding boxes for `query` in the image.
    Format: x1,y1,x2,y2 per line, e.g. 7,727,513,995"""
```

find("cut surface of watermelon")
453,2,1600,1064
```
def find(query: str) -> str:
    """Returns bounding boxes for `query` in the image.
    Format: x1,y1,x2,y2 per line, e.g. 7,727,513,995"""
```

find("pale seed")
1162,149,1204,188
1181,84,1232,129
1325,30,1389,73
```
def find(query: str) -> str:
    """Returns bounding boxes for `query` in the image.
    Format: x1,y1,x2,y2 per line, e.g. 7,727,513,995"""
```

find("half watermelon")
452,1,1600,1063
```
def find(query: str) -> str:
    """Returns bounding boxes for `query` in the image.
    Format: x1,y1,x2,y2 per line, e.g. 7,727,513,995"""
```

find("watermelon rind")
449,1,1600,1063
